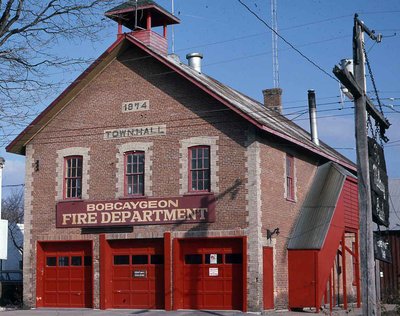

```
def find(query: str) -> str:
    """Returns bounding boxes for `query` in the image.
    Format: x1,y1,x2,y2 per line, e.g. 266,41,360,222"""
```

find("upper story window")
189,146,210,192
64,156,82,199
125,151,145,196
286,154,295,201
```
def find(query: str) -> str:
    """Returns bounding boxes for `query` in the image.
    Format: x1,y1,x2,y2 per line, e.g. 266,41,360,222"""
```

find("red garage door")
37,241,92,308
108,239,164,309
175,238,244,310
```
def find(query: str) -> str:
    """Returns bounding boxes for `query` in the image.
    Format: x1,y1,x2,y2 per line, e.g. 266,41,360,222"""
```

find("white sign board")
0,219,8,260
104,124,166,140
209,267,218,277
210,254,218,264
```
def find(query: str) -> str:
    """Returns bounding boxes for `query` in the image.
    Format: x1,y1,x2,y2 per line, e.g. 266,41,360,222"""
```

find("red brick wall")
26,46,254,307
260,140,318,308
24,43,329,311
30,47,250,235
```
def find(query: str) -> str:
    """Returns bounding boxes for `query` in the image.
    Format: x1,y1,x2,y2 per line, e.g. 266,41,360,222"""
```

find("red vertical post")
146,12,151,30
355,232,361,308
163,25,167,38
314,252,320,312
118,22,122,37
99,234,106,310
263,247,274,309
329,270,333,312
172,238,180,310
164,232,172,311
342,234,348,309
333,263,336,309
36,242,44,308
242,236,248,312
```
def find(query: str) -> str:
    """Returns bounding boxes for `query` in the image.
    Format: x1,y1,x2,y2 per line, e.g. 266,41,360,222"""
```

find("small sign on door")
133,270,147,278
209,267,218,276
210,254,218,264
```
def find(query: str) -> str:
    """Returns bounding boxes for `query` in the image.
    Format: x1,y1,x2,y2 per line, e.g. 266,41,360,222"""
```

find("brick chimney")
262,88,282,113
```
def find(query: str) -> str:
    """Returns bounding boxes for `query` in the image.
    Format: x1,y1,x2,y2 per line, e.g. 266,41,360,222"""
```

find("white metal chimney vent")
308,90,319,146
186,53,203,73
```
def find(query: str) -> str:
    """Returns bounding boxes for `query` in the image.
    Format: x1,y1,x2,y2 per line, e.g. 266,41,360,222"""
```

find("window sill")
286,197,296,203
184,191,214,196
119,195,147,200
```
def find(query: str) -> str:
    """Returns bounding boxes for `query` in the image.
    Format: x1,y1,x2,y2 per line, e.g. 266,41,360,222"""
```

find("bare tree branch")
2,188,24,254
0,0,120,142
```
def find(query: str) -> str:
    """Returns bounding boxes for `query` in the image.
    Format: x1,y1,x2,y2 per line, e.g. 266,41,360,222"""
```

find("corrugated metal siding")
380,180,400,302
380,232,400,303
287,162,349,250
343,179,359,229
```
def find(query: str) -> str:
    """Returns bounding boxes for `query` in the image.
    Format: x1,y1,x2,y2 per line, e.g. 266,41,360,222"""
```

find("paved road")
1,304,397,315
0,307,367,316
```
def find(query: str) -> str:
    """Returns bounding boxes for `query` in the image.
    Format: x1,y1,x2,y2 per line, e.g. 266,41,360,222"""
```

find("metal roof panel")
287,162,348,250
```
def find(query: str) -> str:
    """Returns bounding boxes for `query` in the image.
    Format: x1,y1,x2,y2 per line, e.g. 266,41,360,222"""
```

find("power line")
2,184,24,188
0,96,360,143
236,0,339,83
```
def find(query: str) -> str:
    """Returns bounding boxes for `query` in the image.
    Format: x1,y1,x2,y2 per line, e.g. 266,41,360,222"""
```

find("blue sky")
2,0,400,195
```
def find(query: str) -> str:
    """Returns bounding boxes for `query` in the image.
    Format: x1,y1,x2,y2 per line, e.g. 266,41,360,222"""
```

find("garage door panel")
113,293,130,307
39,241,92,308
57,280,70,290
204,278,224,291
178,238,243,311
133,278,149,289
70,293,84,306
113,268,130,278
109,239,164,309
113,279,130,289
45,269,57,278
70,280,84,291
70,268,84,278
204,293,225,308
46,281,57,291
131,293,150,306
57,293,70,305
183,294,203,309
184,266,202,276
185,283,203,291
44,293,57,305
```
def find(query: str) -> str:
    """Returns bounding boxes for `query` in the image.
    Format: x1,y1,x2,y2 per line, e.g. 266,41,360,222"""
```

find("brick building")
6,1,361,312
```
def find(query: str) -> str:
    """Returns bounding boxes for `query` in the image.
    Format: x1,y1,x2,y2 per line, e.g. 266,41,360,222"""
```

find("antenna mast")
171,0,175,53
271,0,279,87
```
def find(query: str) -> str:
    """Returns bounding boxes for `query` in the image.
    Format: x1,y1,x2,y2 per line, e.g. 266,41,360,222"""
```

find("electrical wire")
236,0,339,83
389,192,400,227
2,184,24,188
0,101,359,144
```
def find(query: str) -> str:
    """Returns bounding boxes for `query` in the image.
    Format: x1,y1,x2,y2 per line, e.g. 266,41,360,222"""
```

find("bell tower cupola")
105,0,180,55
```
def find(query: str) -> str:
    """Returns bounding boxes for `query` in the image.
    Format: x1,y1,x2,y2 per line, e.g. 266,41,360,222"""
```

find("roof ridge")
6,34,356,173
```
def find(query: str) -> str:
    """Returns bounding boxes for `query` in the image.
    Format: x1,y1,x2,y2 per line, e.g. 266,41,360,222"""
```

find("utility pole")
333,14,390,316
354,19,377,315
